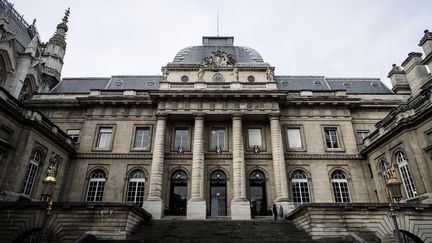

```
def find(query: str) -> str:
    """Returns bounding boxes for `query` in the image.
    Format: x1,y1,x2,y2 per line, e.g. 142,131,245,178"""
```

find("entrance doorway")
169,170,188,215
249,170,268,216
210,170,227,216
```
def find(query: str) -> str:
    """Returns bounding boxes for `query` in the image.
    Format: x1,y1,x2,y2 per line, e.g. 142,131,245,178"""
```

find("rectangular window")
134,127,150,150
67,129,80,143
174,128,190,150
324,128,339,148
356,130,370,144
287,128,302,149
248,128,262,148
96,127,113,149
211,128,225,150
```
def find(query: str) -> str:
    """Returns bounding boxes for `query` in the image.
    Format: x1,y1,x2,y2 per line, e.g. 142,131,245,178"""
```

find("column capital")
268,113,280,120
155,113,168,119
231,112,244,120
193,112,206,119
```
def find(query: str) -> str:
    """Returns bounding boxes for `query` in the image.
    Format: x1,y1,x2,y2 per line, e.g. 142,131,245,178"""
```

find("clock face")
212,73,224,82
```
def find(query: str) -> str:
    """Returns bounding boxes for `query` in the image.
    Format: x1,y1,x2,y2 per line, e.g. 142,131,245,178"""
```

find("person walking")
272,204,278,220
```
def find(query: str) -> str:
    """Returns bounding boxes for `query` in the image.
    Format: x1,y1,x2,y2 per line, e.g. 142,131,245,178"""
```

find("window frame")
322,126,345,152
285,126,306,151
86,169,107,202
130,125,153,151
66,129,80,143
125,169,146,206
172,126,192,152
246,127,266,152
291,170,311,206
330,170,351,203
93,125,116,151
395,151,417,199
21,149,45,197
356,130,370,145
209,126,228,152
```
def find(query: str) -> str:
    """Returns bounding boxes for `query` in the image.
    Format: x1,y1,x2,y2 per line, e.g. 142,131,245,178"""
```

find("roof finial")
62,7,70,24
217,10,219,37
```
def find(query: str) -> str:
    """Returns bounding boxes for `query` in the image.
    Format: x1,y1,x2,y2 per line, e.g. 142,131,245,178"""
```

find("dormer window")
247,75,255,82
313,80,322,86
371,81,381,87
212,73,224,82
181,75,189,82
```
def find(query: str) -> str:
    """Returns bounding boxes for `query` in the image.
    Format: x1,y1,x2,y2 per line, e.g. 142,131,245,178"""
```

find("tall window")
324,128,339,148
396,152,417,198
211,128,225,151
133,127,150,150
287,128,302,149
66,129,80,143
248,128,262,148
126,169,145,206
21,150,43,196
174,128,190,150
96,127,113,149
356,130,370,144
331,170,351,203
291,170,310,206
86,169,106,202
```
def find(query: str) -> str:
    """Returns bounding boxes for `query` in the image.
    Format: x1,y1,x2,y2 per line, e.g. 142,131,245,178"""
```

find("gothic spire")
48,7,70,48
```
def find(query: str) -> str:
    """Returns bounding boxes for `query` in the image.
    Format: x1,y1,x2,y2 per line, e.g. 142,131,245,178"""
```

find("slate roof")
275,76,392,94
0,0,32,53
50,76,161,94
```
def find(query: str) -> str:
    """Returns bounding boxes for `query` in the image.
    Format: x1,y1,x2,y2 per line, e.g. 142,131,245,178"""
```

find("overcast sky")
12,0,432,88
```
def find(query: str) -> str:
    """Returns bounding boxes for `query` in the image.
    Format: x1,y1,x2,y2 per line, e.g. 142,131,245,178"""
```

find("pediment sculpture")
201,50,236,71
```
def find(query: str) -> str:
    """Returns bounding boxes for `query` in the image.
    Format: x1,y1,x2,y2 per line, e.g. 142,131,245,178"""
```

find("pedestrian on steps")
272,204,278,220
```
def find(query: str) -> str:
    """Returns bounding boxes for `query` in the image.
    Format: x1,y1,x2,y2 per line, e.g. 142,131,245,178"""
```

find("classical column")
231,113,251,220
269,114,294,216
187,113,206,219
143,114,167,219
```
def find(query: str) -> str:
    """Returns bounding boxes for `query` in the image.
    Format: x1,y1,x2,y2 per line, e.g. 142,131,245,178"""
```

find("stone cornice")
75,153,153,159
285,153,365,160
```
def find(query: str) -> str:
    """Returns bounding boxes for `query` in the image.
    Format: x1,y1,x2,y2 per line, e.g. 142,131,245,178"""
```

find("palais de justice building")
0,1,432,242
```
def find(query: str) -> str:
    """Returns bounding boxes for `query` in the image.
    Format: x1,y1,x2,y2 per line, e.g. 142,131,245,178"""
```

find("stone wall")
0,202,151,243
287,203,432,243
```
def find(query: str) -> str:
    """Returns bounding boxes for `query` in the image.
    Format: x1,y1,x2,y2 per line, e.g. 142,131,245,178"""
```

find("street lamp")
385,167,403,243
38,165,57,243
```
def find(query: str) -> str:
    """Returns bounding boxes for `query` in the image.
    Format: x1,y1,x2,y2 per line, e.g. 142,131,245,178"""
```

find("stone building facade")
0,0,432,242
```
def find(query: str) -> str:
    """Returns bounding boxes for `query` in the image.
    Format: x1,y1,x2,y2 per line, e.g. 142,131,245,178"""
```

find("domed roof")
171,37,264,64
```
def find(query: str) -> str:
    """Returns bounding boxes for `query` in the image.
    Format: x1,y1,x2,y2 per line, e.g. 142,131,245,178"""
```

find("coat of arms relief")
197,50,237,81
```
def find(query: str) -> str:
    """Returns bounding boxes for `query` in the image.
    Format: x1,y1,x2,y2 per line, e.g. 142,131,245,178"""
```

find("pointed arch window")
126,169,146,206
331,170,351,203
396,152,417,198
21,150,43,196
86,169,106,202
291,170,310,206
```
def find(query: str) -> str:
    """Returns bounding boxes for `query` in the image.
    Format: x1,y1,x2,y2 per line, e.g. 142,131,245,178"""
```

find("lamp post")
38,165,57,243
385,167,403,243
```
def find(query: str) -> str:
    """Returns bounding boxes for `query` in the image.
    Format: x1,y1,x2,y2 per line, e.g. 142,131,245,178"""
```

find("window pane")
248,128,262,147
325,128,339,148
97,128,112,148
287,128,302,148
175,128,190,150
67,129,80,143
211,128,225,150
356,130,369,144
134,128,150,149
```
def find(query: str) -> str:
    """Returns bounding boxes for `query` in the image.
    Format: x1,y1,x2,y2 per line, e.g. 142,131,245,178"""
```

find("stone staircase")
93,218,355,243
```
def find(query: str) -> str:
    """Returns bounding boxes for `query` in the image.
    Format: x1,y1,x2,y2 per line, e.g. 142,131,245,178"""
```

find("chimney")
387,64,411,94
401,52,429,95
419,29,432,73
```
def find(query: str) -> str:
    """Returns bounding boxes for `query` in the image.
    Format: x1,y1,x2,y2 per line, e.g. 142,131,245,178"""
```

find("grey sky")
12,0,432,88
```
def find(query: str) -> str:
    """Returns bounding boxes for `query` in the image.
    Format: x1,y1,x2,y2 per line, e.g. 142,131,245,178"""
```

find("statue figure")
232,65,239,82
161,67,168,81
266,67,274,81
47,164,57,177
197,67,205,81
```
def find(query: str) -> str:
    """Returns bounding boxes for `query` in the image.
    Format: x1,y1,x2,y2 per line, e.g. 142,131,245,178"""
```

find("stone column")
187,113,206,219
231,113,251,220
143,114,167,219
269,114,294,217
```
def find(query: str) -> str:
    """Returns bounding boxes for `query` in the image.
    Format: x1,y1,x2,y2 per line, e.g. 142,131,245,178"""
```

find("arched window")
86,169,106,202
291,170,310,206
396,152,417,198
331,170,351,203
126,169,145,206
21,150,43,196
